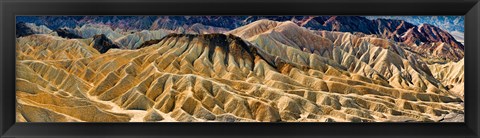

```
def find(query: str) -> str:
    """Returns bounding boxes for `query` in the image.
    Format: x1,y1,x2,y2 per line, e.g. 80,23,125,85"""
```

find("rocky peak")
417,24,464,50
91,34,120,53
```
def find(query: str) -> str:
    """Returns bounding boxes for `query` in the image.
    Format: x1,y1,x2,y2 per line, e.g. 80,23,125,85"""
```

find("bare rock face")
115,29,173,49
143,109,164,121
417,24,464,50
428,58,464,99
55,28,83,39
16,20,463,122
300,16,464,62
17,16,464,62
91,34,120,53
16,34,99,60
136,39,162,49
440,113,464,122
401,25,464,62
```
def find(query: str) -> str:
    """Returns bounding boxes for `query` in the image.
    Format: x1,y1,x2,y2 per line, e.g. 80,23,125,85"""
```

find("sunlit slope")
228,20,458,96
16,34,100,60
16,35,129,122
16,21,464,122
114,29,173,49
428,58,464,99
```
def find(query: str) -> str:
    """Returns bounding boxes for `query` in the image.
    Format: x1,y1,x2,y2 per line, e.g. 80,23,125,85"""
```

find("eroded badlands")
16,20,464,122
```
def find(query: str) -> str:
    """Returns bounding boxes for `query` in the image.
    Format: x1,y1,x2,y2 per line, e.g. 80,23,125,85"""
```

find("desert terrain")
15,16,464,122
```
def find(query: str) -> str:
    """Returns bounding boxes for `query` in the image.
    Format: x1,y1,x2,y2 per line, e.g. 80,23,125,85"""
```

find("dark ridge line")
137,33,310,73
91,34,120,53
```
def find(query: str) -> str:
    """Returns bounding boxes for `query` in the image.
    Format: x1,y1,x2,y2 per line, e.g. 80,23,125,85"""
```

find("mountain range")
15,16,464,122
17,16,464,62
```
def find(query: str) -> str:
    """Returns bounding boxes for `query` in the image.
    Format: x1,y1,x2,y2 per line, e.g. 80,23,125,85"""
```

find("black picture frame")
1,0,479,138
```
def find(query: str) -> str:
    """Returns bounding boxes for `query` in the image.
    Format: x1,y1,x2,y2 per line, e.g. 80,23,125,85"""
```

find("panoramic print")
15,16,464,122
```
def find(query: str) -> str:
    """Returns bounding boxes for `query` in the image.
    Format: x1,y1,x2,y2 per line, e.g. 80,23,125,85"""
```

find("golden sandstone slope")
16,20,464,122
428,58,464,99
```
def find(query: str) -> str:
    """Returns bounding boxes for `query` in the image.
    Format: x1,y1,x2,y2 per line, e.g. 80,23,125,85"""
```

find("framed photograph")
1,0,479,137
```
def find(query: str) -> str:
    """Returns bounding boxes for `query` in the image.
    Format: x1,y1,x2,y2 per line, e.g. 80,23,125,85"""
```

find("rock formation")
428,58,464,98
16,16,464,62
91,34,121,53
15,18,464,122
114,29,173,49
56,28,83,39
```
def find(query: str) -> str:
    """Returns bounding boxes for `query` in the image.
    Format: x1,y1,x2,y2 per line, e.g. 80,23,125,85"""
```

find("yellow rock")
16,21,463,122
